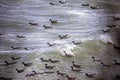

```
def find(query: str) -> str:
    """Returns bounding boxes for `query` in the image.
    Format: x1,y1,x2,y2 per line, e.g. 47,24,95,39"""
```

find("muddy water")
0,0,120,80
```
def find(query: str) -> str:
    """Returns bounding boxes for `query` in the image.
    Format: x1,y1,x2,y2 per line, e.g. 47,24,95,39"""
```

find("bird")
102,29,111,33
32,71,44,75
72,61,81,68
50,2,57,5
45,64,55,69
4,61,16,66
22,62,32,67
113,60,120,65
72,41,81,45
16,68,26,73
11,56,21,60
71,66,81,72
47,43,56,46
49,59,60,63
43,25,52,29
29,22,38,25
113,44,120,50
40,58,49,62
59,1,67,4
106,25,116,28
44,71,55,74
24,48,28,50
0,33,3,36
0,33,3,35
56,71,67,76
101,62,113,68
58,34,69,39
16,35,25,38
66,75,77,80
11,46,21,49
25,73,35,77
81,4,89,6
63,51,74,58
85,73,96,78
49,19,58,24
90,6,98,9
91,56,102,62
113,17,120,21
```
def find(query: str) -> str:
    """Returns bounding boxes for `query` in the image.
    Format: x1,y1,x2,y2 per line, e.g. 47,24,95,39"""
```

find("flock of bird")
0,54,120,80
0,0,120,80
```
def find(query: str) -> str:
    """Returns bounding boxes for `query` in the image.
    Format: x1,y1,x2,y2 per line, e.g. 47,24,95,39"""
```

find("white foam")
55,40,75,56
53,40,67,44
99,34,113,44
67,10,87,16
0,50,35,54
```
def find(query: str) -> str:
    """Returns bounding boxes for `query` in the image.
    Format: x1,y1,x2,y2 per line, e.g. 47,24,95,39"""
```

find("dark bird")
24,48,28,50
72,61,81,68
71,66,81,72
113,44,120,50
49,19,58,24
22,62,32,67
72,41,81,45
58,34,69,39
43,25,52,29
11,46,21,49
40,58,49,62
49,59,60,63
16,35,25,38
90,6,98,9
56,71,67,76
66,75,77,80
0,77,12,80
50,3,57,5
4,61,16,66
101,62,113,68
32,71,44,75
16,68,26,73
59,1,67,4
25,73,35,77
113,60,120,65
85,73,96,78
11,57,21,60
45,64,55,69
29,22,38,25
102,29,111,33
113,17,120,21
63,51,74,58
44,71,55,74
91,56,102,62
81,4,89,6
47,43,56,46
106,25,116,28
0,34,3,36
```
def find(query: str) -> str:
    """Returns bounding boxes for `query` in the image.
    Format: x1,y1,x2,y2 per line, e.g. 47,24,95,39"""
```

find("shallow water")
0,0,120,80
